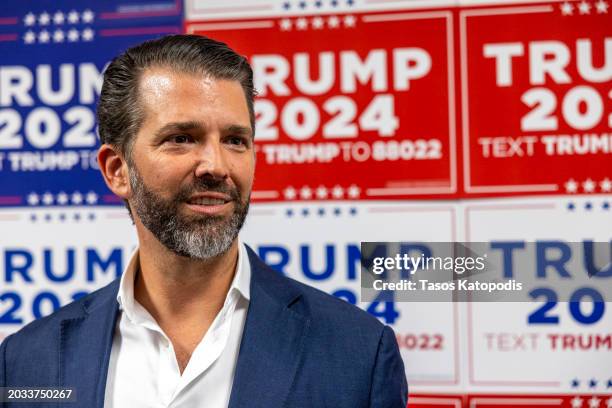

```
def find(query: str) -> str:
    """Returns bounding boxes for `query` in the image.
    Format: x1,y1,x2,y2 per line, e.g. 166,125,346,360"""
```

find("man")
0,35,407,407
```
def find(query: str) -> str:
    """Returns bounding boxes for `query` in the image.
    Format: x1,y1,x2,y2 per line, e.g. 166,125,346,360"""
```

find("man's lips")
187,192,232,205
185,192,234,215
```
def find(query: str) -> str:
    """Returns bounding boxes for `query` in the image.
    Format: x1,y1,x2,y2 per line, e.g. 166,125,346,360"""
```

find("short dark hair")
97,34,256,158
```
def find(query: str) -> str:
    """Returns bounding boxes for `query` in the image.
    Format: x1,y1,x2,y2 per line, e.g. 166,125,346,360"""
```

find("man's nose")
194,140,229,180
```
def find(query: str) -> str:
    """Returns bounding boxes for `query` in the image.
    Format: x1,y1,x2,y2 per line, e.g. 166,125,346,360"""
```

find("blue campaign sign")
0,0,183,208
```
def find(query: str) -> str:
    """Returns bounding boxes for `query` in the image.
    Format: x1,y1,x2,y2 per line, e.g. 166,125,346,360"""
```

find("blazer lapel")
59,280,120,408
229,248,311,408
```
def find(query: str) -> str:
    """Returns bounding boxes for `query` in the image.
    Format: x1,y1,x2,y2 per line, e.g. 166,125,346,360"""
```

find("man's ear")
98,144,131,199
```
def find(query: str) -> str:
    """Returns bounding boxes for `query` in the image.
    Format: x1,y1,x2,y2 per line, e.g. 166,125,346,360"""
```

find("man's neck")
132,224,240,372
134,228,239,323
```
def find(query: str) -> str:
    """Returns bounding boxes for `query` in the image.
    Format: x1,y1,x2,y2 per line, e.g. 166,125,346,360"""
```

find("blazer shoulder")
289,275,385,330
246,246,385,337
6,278,120,346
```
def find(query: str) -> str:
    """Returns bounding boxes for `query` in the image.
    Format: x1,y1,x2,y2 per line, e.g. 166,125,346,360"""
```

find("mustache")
176,177,242,202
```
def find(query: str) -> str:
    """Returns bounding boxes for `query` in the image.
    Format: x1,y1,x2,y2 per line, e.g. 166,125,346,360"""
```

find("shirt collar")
117,239,251,323
232,238,251,301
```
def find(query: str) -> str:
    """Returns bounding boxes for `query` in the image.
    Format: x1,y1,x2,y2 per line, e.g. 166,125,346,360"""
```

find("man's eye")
169,135,191,144
227,136,246,146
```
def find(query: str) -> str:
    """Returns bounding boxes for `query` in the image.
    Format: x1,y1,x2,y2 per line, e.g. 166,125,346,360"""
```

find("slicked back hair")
96,34,256,159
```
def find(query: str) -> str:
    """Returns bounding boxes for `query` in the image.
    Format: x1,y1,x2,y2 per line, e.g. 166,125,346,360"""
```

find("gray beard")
128,164,249,260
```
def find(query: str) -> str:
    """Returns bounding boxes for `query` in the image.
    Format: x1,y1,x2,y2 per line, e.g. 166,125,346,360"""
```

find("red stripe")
99,26,181,37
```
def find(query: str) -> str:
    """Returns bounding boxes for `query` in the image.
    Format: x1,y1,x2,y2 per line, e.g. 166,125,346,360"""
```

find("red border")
185,9,458,200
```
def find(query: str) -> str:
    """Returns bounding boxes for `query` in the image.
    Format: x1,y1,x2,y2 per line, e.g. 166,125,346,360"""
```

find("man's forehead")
134,67,252,135
139,65,243,89
137,66,247,106
138,68,176,99
139,67,208,94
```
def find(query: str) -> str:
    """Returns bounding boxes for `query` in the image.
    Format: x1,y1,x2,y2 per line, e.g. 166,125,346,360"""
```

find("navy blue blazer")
0,247,407,407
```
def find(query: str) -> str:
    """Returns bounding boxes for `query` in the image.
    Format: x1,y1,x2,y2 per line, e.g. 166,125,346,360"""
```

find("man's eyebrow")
154,121,204,138
224,125,253,138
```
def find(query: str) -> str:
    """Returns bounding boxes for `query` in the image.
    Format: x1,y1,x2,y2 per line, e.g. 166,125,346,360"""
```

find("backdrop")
0,0,610,406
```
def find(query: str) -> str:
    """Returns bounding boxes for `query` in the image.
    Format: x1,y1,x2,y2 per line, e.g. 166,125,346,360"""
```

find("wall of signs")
1,0,610,406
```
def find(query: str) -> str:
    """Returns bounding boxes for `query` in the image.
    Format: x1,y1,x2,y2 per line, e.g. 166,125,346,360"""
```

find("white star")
42,192,54,205
332,185,344,199
600,178,612,192
560,2,574,14
283,186,297,200
82,28,94,41
572,396,584,408
347,184,361,198
596,0,609,12
279,18,292,31
296,17,308,30
311,17,324,29
82,9,95,23
565,179,578,193
24,12,36,26
38,30,50,43
27,192,39,206
23,30,36,44
67,28,79,42
583,178,596,193
315,185,328,199
56,192,69,205
300,186,312,199
67,10,79,24
578,0,591,13
343,15,356,27
39,12,50,25
53,29,64,43
71,191,83,205
53,11,65,25
328,16,340,28
589,396,601,408
86,191,98,205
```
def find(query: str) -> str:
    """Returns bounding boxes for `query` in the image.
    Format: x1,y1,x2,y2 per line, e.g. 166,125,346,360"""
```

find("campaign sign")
464,196,612,392
187,9,457,201
0,0,182,209
241,201,460,387
460,1,611,196
410,394,612,407
0,208,136,341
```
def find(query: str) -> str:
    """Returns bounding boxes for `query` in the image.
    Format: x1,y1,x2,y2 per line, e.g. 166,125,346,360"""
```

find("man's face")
126,67,255,259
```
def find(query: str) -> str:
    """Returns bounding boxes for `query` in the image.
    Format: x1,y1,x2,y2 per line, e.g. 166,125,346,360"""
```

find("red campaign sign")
409,394,612,407
460,2,611,197
187,10,457,202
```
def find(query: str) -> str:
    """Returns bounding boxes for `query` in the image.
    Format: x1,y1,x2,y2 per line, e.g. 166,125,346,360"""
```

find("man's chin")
166,227,239,260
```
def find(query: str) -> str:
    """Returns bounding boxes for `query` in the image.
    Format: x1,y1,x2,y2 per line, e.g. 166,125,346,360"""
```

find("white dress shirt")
103,242,251,408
